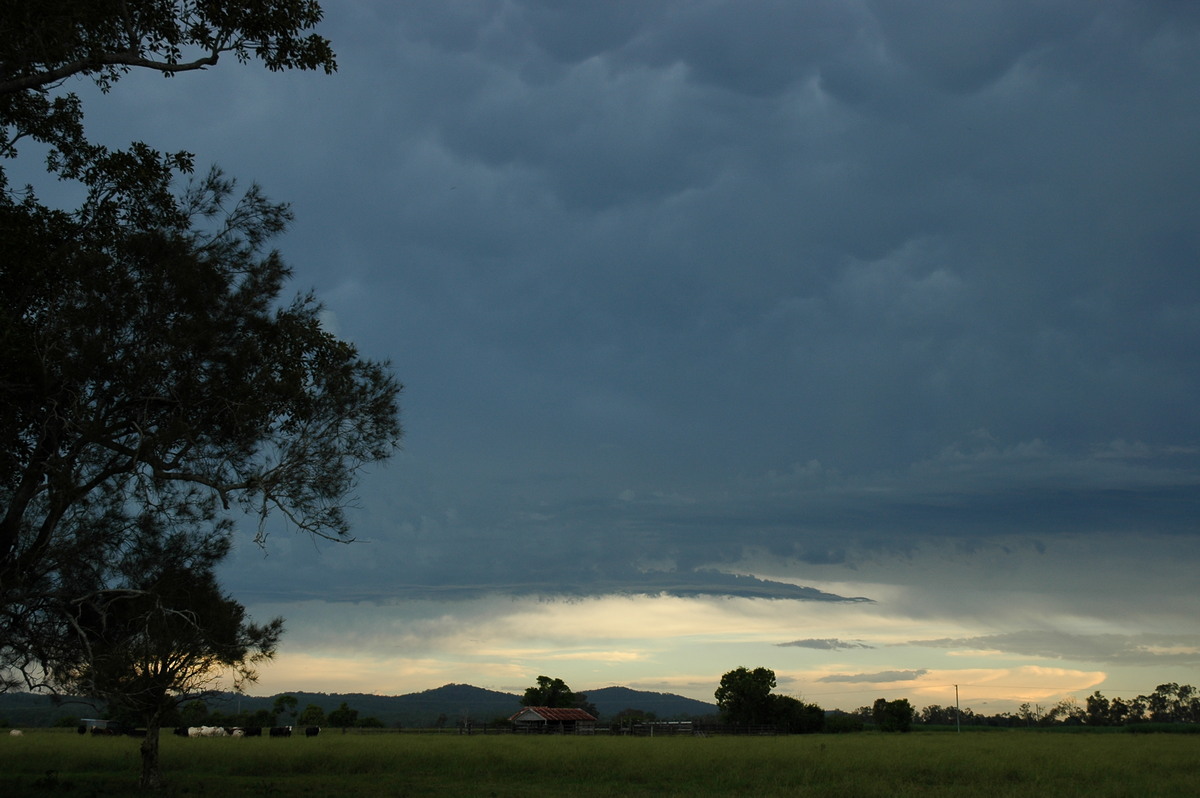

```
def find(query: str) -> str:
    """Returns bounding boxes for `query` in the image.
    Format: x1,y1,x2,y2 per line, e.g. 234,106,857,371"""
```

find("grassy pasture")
1,729,1198,797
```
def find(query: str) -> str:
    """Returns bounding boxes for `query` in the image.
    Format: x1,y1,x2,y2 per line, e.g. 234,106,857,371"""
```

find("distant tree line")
100,694,384,732
857,683,1200,730
713,669,1200,734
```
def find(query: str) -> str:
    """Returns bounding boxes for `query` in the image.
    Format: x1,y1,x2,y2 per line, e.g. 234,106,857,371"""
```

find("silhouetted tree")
770,694,825,733
0,2,401,703
714,666,824,731
520,675,596,715
715,667,777,726
298,704,325,727
1085,691,1112,726
328,702,358,732
273,694,299,725
51,530,281,789
180,700,208,726
872,698,914,732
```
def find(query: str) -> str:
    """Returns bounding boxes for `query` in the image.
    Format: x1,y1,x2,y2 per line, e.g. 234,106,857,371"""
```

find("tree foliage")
770,694,825,734
520,675,596,715
715,666,777,726
273,693,298,723
0,0,335,98
0,2,338,245
715,667,824,731
1,164,400,687
327,701,358,730
0,0,399,697
51,527,281,788
0,0,335,155
872,698,914,732
298,703,325,726
0,4,392,781
910,684,1200,729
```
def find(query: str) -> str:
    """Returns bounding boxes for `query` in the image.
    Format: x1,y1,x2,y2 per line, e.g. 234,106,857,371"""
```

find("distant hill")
0,692,96,728
193,685,524,728
0,683,717,728
585,686,717,720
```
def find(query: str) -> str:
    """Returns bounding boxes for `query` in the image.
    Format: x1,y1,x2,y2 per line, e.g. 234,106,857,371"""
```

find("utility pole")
955,684,961,733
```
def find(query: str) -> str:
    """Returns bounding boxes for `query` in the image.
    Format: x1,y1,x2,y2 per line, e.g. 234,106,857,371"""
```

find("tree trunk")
139,719,164,790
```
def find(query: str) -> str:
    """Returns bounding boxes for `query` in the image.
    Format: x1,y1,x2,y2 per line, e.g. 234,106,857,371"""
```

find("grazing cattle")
173,727,190,737
305,726,320,737
231,728,245,738
269,726,292,738
186,726,231,738
9,729,22,736
242,726,263,737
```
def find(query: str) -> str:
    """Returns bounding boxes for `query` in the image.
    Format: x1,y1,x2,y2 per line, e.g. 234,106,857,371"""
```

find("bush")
824,714,864,734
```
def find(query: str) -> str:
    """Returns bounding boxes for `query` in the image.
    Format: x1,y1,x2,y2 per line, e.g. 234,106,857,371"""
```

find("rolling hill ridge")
0,684,718,728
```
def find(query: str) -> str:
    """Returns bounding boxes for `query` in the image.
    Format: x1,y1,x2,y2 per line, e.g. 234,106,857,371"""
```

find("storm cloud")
818,670,931,684
780,639,875,651
62,0,1200,703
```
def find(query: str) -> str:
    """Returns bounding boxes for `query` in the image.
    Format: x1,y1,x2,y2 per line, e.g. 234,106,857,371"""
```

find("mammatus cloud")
818,670,930,684
778,638,874,651
909,633,1200,666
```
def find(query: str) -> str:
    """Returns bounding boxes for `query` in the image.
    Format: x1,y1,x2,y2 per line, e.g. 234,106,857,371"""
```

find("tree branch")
0,49,224,96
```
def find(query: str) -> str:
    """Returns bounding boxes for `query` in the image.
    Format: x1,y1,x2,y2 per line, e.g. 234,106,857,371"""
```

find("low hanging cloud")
909,632,1200,666
778,638,874,651
225,555,877,604
818,669,930,684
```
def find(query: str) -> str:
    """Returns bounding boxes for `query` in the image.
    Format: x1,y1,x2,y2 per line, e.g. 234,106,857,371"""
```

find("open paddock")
1,728,1198,797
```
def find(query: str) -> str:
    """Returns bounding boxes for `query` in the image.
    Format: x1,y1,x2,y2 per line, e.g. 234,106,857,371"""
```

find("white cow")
9,729,23,736
188,726,226,737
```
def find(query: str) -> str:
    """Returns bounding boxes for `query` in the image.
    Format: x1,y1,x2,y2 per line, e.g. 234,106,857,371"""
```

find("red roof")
511,706,597,722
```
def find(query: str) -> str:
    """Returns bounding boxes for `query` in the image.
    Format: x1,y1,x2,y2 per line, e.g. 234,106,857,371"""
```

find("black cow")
269,726,292,738
242,726,263,737
305,726,320,737
173,727,190,737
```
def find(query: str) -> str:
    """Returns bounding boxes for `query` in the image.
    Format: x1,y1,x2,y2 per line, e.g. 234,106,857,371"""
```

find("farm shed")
78,718,124,735
509,707,597,734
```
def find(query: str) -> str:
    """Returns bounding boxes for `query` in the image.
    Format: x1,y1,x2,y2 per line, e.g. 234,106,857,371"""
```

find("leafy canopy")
0,1,338,264
0,0,335,95
49,523,283,789
520,675,597,716
714,666,825,731
0,1,399,697
715,666,777,725
53,528,283,717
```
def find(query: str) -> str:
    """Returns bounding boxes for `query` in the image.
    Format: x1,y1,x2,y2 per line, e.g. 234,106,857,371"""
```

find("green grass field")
2,729,1198,797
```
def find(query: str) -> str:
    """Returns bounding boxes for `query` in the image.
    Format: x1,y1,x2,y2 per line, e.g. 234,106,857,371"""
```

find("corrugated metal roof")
510,706,597,722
